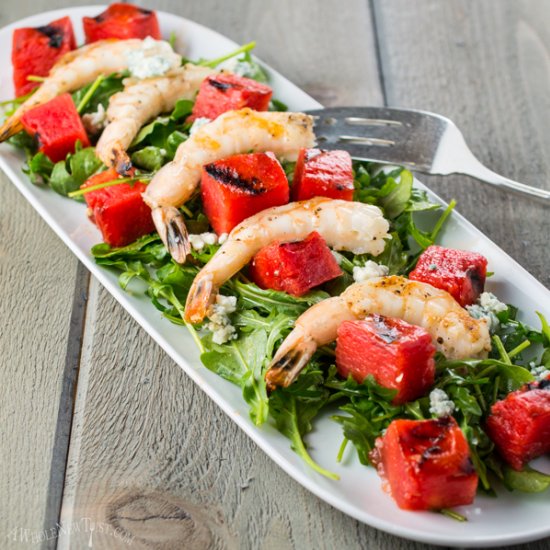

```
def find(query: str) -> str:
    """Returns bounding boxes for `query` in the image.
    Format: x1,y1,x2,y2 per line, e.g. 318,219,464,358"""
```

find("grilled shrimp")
184,198,390,323
143,108,315,263
0,38,181,141
265,275,491,392
96,64,215,173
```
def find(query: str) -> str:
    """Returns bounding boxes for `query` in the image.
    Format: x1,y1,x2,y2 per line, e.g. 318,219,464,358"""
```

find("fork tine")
338,135,395,146
305,106,444,171
305,106,550,203
345,117,403,126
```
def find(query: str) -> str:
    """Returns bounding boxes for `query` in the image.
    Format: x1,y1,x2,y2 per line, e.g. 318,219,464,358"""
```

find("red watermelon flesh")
12,16,76,97
83,3,161,43
370,417,478,510
20,93,90,162
82,168,155,247
336,315,436,404
485,377,550,470
249,231,342,297
201,152,289,235
189,73,272,121
292,148,354,201
409,245,488,307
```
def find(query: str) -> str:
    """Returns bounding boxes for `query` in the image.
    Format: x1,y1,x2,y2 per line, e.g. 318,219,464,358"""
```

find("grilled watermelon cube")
409,245,488,307
12,16,76,97
248,231,342,297
371,417,478,510
485,378,550,470
83,3,161,43
82,168,155,247
336,315,436,404
291,148,354,201
20,93,90,162
189,74,272,121
201,152,289,234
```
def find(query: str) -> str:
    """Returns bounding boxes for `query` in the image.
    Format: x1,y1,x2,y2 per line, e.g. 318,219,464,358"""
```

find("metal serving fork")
305,107,549,203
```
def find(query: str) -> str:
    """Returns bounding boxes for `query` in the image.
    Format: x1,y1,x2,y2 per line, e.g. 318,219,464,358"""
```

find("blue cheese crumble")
189,117,212,135
466,291,508,332
127,37,181,79
429,388,455,417
352,261,389,283
188,232,227,251
207,295,237,345
531,364,550,381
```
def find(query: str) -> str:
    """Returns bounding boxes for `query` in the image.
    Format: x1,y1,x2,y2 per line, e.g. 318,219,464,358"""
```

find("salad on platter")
2,2,549,524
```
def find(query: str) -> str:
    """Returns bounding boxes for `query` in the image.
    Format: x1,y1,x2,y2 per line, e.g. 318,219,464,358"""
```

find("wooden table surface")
1,1,549,549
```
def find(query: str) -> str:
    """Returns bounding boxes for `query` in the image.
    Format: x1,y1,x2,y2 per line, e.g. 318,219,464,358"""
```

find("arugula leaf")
170,99,194,121
366,233,409,275
49,146,102,197
131,116,176,149
71,73,125,115
269,99,289,112
269,368,339,479
503,466,550,493
379,169,413,219
131,146,167,171
24,152,54,184
166,130,188,157
92,234,168,265
329,374,402,465
536,311,550,344
130,99,193,151
229,279,329,316
201,329,269,425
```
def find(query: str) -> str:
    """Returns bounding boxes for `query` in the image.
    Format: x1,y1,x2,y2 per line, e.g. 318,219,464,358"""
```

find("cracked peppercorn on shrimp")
265,275,491,392
96,64,215,173
0,38,181,141
184,197,390,324
142,108,316,263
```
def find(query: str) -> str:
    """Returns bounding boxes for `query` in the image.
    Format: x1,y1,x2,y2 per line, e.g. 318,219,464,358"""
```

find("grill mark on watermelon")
304,149,323,162
36,24,64,48
204,164,266,195
208,79,234,92
465,266,485,297
460,457,476,475
527,378,550,391
419,445,443,466
370,314,400,343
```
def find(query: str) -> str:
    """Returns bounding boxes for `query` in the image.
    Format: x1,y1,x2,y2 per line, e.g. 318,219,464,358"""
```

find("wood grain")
0,172,85,548
372,0,550,288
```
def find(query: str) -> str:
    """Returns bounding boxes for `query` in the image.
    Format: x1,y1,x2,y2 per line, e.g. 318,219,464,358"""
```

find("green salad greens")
90,160,550,497
5,43,550,513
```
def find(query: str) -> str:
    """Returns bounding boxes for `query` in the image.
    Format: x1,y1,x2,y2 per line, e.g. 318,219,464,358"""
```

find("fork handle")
459,161,550,203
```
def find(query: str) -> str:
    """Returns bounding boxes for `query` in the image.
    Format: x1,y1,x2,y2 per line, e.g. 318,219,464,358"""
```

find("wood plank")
0,172,85,548
57,1,410,549
372,0,550,287
0,4,93,547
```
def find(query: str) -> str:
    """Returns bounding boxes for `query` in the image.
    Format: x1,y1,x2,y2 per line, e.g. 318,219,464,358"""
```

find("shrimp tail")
0,119,24,143
112,147,133,176
265,331,318,393
151,206,190,264
184,274,214,324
